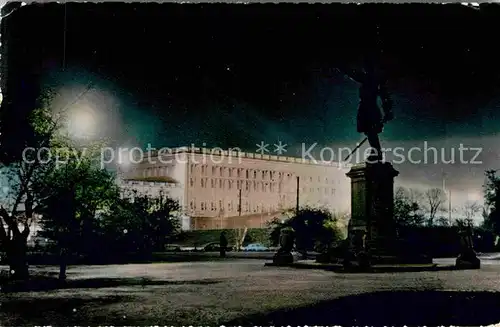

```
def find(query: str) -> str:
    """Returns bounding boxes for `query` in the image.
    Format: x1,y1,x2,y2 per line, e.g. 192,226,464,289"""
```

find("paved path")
2,259,500,326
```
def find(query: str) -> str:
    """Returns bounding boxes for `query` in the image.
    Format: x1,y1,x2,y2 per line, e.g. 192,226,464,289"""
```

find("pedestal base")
273,252,294,265
373,238,433,264
372,254,432,265
456,251,481,269
356,252,371,269
342,251,432,267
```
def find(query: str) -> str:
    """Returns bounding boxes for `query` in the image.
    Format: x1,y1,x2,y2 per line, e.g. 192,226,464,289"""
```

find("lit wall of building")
120,147,351,230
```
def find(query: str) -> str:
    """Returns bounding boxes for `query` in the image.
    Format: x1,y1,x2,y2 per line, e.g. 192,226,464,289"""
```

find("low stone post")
273,227,295,265
456,226,480,269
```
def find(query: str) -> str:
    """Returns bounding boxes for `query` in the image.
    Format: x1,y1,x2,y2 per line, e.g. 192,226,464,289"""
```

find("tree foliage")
35,157,119,257
1,90,184,281
268,207,343,252
394,187,426,227
483,169,500,234
455,218,473,230
0,101,61,280
460,201,481,227
434,216,451,227
101,191,181,255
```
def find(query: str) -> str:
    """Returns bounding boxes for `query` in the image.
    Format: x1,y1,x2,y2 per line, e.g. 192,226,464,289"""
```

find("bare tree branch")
425,188,447,226
463,201,481,224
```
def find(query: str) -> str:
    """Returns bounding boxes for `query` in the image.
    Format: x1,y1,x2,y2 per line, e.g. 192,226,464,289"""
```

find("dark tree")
424,188,447,226
0,103,59,280
394,187,426,227
101,191,181,256
483,170,500,234
36,149,119,280
270,207,343,255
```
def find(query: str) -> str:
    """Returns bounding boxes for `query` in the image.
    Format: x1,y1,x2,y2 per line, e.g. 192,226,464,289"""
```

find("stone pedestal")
456,251,481,269
345,161,430,266
346,162,398,259
273,252,294,265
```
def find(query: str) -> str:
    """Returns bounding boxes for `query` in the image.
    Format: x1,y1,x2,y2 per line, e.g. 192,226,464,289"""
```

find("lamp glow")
67,105,97,139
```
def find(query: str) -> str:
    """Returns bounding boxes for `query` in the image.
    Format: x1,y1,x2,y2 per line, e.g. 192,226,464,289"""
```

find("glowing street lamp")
50,82,111,142
66,105,98,140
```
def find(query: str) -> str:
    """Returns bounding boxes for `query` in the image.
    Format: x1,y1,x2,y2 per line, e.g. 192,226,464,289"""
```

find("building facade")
120,146,351,230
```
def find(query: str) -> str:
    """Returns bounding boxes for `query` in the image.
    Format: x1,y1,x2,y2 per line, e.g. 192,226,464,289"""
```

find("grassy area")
172,228,271,247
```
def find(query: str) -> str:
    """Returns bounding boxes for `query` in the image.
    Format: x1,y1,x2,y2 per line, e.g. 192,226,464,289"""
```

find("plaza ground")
2,258,500,326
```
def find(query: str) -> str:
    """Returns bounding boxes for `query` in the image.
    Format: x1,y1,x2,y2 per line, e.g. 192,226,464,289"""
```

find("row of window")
306,187,337,195
193,178,284,192
138,165,341,188
188,195,334,213
191,177,337,195
190,199,283,213
142,167,170,178
125,181,176,187
192,164,293,180
191,164,341,185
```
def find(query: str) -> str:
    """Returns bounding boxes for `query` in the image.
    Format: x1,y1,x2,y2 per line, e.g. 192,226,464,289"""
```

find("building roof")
140,146,352,168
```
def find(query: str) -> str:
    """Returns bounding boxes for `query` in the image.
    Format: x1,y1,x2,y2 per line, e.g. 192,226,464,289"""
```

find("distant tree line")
394,186,482,228
394,170,500,254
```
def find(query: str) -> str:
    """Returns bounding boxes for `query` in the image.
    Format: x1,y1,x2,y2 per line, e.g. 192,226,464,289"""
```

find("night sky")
2,3,500,210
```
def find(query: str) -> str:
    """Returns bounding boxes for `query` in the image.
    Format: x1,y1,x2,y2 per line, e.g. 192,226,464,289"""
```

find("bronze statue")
340,58,394,162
